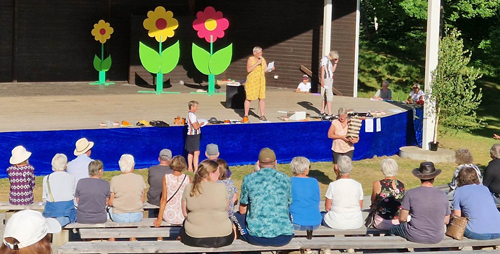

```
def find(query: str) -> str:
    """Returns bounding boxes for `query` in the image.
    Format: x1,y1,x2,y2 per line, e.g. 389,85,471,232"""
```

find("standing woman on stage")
243,46,274,122
328,107,359,179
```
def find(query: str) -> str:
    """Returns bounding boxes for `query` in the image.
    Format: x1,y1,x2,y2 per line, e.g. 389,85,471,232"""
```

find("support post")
322,0,332,57
422,0,441,150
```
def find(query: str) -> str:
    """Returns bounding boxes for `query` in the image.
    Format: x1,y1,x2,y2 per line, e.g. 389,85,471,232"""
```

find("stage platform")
0,82,421,178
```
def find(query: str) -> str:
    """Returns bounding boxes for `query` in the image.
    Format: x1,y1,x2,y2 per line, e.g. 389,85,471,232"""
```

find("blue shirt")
453,184,500,234
67,154,93,184
240,168,294,237
290,177,322,227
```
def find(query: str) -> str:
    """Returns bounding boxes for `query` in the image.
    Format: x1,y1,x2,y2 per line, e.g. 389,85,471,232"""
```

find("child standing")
7,145,36,205
186,101,205,172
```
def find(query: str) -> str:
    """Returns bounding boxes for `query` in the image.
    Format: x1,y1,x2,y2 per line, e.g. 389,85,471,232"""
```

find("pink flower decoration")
192,6,229,43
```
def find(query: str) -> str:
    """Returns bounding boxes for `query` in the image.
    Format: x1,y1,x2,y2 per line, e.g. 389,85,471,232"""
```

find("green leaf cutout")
192,43,210,75
93,55,101,71
160,40,180,74
139,41,161,73
101,55,112,71
209,43,233,75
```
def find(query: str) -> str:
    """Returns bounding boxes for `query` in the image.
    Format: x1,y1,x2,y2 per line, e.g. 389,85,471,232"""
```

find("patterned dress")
245,57,267,101
162,174,190,225
218,178,238,217
374,179,405,219
7,164,36,205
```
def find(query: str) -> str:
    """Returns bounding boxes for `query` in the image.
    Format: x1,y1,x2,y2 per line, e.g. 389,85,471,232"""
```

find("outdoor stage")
0,82,422,178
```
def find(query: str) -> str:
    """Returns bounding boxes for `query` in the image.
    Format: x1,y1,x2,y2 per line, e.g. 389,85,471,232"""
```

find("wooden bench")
0,201,45,224
77,225,387,240
57,236,500,254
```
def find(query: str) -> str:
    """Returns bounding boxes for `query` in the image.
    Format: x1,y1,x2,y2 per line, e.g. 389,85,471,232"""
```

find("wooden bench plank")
79,228,180,239
0,201,45,210
378,251,498,254
64,218,176,229
294,226,387,236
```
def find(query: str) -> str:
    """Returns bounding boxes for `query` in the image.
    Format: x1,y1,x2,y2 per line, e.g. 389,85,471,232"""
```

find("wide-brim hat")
10,145,32,165
412,162,441,180
74,138,94,156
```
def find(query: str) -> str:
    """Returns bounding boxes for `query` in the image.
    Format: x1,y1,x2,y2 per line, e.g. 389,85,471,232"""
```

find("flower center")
205,18,217,31
99,28,106,35
155,18,167,30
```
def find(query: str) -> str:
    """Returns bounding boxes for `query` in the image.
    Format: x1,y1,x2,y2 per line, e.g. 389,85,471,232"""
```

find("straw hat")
9,146,32,165
74,138,94,156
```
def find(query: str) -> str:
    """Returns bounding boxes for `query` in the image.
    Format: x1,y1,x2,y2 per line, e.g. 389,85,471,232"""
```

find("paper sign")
365,118,374,133
266,61,275,72
376,118,381,132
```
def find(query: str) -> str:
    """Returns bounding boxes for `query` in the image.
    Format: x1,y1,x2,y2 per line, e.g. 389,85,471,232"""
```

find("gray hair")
253,46,262,54
382,80,389,86
381,158,398,177
290,156,310,175
490,144,500,159
338,107,348,115
329,51,339,60
88,160,103,177
51,153,67,171
118,154,135,173
338,155,353,175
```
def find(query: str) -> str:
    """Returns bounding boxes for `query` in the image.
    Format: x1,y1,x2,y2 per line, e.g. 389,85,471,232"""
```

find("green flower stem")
208,35,214,95
157,36,163,95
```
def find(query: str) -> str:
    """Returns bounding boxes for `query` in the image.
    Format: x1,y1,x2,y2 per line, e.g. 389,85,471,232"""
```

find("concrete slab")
399,146,455,163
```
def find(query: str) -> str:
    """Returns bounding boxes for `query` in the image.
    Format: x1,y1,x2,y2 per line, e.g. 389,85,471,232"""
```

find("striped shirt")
321,56,334,79
7,164,36,205
187,111,200,135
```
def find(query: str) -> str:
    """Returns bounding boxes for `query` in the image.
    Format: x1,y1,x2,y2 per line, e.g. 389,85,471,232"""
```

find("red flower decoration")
192,6,229,43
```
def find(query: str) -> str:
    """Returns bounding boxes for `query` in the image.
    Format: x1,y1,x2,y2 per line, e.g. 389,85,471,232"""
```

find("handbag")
445,216,468,240
364,209,376,228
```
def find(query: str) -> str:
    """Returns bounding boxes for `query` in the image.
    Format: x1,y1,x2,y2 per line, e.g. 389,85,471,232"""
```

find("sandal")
259,116,267,121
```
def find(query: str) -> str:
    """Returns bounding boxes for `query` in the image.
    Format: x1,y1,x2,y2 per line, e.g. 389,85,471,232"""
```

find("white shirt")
297,82,311,92
42,171,76,202
187,111,200,135
67,154,93,184
321,56,334,79
323,178,364,229
409,90,424,102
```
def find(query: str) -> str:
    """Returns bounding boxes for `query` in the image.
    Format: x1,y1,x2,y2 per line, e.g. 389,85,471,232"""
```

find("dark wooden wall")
0,0,357,96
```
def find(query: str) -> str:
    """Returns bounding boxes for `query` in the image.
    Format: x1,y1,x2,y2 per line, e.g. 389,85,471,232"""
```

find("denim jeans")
464,228,500,240
389,222,408,239
54,216,71,227
108,208,143,223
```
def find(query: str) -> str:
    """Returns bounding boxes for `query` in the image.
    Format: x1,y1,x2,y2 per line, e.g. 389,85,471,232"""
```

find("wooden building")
0,0,359,96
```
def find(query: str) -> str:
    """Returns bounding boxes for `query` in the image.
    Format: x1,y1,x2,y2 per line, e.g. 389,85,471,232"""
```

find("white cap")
3,210,61,249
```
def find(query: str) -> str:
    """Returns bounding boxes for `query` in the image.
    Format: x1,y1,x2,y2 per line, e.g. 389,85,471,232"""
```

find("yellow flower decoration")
143,7,179,42
91,20,114,44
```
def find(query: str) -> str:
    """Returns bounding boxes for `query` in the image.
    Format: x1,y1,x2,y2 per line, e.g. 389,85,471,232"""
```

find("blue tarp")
0,109,422,178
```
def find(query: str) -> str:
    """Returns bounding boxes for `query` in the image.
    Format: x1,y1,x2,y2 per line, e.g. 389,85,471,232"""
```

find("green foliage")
192,43,233,75
160,41,180,74
430,28,483,133
93,55,101,72
93,55,112,71
139,42,161,73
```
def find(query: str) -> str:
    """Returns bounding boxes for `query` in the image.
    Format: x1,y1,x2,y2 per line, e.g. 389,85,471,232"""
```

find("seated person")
206,144,232,177
370,158,405,230
235,148,294,246
296,75,311,93
216,159,238,218
180,160,234,248
75,160,110,224
154,156,191,226
448,148,482,194
323,155,364,229
390,162,450,244
373,80,392,101
452,167,500,240
289,156,322,237
405,83,424,104
147,149,173,207
42,153,76,226
109,154,147,224
484,144,500,204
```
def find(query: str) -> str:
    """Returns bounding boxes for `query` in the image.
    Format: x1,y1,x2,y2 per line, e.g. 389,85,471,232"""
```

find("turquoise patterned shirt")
240,168,294,237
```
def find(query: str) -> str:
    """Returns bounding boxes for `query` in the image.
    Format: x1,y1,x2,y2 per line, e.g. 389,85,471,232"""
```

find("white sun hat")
3,210,61,250
74,138,94,156
9,146,32,165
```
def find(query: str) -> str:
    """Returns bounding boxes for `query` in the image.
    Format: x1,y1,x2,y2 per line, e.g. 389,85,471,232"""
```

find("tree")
428,28,483,135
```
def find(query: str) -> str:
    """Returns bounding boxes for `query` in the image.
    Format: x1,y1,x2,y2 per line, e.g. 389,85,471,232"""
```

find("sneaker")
259,116,267,121
242,116,249,123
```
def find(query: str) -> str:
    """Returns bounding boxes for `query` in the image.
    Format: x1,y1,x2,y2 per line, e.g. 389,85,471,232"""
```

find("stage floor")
0,81,412,132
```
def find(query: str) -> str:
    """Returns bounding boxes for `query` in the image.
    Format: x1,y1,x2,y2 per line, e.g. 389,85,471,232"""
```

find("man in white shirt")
296,75,311,93
67,138,94,184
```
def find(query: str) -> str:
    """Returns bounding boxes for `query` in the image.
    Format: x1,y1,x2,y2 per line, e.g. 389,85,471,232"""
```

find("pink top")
331,119,354,153
162,174,190,225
